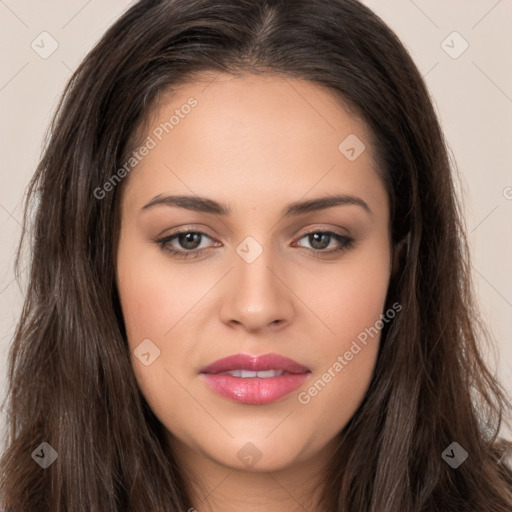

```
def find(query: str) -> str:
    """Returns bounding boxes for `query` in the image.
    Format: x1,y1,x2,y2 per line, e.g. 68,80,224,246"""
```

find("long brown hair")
1,0,511,510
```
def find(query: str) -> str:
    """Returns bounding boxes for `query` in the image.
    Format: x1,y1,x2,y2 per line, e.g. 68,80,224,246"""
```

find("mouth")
199,353,311,405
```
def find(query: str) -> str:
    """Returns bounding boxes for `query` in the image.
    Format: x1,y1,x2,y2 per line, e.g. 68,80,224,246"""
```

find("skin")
116,72,393,512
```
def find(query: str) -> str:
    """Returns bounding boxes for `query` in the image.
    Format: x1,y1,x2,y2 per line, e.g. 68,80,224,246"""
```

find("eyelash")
156,229,355,260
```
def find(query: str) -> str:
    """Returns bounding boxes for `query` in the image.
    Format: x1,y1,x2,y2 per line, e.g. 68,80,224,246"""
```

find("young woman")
1,0,511,510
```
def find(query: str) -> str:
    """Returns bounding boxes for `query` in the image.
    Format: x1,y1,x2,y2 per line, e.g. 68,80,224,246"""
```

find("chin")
204,434,318,473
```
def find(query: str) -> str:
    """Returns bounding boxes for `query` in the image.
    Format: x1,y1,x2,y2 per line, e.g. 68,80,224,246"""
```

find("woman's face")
116,72,392,473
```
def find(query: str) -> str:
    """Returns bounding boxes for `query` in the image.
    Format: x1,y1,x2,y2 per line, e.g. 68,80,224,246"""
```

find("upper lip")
200,353,310,374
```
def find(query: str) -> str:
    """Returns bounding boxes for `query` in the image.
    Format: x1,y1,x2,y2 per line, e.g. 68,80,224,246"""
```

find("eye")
156,230,219,259
294,231,355,254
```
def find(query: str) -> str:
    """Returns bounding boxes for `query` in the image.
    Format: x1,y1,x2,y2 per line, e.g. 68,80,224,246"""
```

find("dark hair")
1,0,511,510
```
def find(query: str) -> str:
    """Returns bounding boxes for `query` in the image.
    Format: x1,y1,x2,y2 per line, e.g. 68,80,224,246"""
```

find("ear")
390,236,408,278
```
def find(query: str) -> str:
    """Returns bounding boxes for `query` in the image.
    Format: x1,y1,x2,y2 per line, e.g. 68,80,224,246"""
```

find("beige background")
1,0,511,440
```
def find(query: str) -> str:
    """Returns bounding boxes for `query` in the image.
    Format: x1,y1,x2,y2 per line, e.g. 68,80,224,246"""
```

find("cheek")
116,249,194,425
116,237,211,404
294,239,390,421
116,239,202,342
297,277,389,432
297,342,379,445
299,237,391,345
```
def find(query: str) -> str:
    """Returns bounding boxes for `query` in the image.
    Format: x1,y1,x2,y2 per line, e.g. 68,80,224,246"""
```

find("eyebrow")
141,193,372,216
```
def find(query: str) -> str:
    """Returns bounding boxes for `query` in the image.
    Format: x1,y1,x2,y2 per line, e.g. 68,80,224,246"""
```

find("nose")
218,246,295,333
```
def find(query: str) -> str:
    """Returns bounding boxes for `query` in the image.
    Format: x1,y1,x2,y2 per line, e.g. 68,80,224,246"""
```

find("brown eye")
155,230,218,259
308,232,331,250
177,232,203,250
295,231,355,254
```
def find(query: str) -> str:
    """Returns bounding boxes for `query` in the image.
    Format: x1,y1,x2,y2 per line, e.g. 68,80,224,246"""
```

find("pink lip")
200,353,311,405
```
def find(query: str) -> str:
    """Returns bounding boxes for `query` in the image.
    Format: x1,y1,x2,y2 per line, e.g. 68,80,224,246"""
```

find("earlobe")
390,236,408,278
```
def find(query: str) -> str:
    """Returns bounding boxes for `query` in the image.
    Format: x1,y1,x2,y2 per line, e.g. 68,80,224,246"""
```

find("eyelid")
155,224,217,239
293,223,351,238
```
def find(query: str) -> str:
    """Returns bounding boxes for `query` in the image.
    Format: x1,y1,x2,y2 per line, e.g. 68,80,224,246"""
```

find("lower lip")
200,373,310,405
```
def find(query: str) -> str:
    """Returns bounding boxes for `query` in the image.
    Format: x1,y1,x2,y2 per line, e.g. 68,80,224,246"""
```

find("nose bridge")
219,236,294,330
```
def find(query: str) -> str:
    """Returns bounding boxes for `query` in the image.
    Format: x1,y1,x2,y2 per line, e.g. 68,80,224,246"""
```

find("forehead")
121,72,386,214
